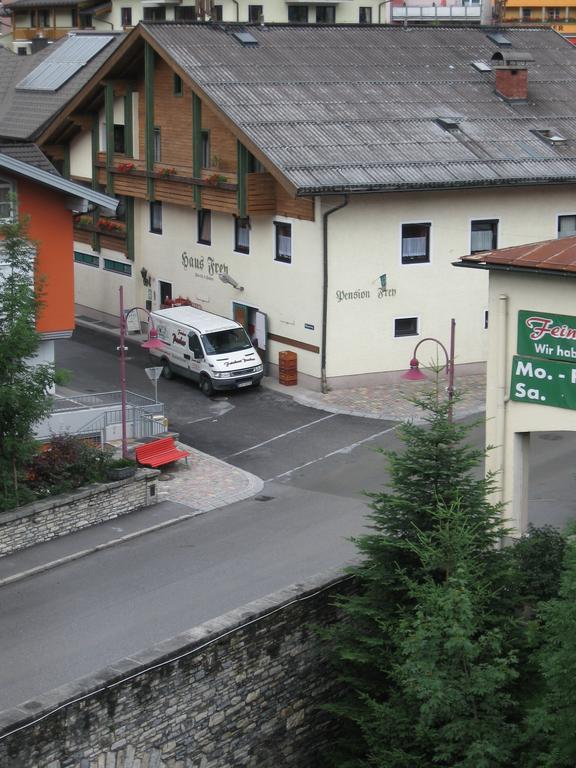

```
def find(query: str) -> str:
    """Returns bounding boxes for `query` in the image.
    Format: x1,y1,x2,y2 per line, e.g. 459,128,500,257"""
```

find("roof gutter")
297,174,576,197
453,260,576,279
0,152,118,212
321,195,348,394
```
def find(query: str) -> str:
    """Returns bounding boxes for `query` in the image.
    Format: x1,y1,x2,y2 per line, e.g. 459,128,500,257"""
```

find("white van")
149,306,263,396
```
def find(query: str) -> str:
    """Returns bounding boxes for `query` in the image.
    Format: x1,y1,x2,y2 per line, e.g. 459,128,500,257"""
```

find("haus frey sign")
517,310,576,361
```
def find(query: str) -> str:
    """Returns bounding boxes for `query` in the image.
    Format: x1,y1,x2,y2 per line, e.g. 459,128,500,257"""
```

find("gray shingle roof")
8,0,78,8
142,23,576,194
0,141,59,173
0,149,117,209
0,31,124,141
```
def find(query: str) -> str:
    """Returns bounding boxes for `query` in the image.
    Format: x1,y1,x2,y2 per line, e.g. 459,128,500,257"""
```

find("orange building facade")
0,148,117,365
15,175,75,336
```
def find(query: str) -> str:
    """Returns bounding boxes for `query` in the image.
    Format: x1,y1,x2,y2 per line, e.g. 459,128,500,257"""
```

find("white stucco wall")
484,270,576,535
323,185,576,380
73,182,576,387
134,199,323,378
107,0,385,27
74,247,136,318
69,130,93,180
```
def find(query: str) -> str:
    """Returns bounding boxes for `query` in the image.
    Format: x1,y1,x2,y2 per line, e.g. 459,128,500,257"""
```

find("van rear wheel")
199,375,214,397
161,360,173,380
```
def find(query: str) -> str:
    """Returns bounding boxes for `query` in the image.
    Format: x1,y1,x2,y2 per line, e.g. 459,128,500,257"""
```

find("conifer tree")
0,215,55,508
529,528,576,767
321,392,513,767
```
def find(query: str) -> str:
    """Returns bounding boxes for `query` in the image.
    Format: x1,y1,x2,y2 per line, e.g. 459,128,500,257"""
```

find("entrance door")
159,280,172,308
233,303,247,328
233,302,268,371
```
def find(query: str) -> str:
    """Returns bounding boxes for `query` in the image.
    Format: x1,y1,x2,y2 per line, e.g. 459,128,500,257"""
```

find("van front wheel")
200,375,214,397
161,360,173,380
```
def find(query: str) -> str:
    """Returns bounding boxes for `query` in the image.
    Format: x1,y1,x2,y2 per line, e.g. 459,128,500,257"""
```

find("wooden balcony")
73,215,127,255
13,27,73,42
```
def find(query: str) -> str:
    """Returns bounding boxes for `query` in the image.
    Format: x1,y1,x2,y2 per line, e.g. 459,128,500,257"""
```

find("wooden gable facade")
39,29,313,264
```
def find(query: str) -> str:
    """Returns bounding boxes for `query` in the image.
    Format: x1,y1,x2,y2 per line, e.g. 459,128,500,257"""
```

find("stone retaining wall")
0,469,159,557
0,571,352,768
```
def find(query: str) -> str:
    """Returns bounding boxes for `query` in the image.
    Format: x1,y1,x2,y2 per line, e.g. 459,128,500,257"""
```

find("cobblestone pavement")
152,443,264,512
263,371,487,423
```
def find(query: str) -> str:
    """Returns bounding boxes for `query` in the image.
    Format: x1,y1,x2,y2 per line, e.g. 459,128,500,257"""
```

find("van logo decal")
172,331,187,347
224,356,255,367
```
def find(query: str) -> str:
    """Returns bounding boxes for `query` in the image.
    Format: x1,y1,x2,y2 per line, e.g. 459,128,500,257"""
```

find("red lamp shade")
402,357,428,381
140,326,166,350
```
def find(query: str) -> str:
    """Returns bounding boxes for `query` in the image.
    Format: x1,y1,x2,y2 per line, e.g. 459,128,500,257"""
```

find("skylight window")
532,128,567,146
471,61,492,72
486,32,512,46
436,117,462,132
232,31,258,46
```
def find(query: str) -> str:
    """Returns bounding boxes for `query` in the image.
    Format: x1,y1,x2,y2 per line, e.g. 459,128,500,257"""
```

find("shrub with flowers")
97,218,126,233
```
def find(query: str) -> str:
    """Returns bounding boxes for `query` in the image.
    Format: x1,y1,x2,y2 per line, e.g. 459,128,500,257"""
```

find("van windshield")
202,328,252,355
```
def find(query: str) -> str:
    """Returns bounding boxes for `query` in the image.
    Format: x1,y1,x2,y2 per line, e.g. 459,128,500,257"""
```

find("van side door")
188,333,204,381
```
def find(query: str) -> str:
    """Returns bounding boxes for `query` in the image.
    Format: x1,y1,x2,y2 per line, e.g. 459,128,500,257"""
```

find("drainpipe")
496,294,509,506
378,0,390,23
321,195,349,394
232,0,239,20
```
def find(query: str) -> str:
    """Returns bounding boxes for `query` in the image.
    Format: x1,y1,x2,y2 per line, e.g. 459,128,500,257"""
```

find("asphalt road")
0,326,574,711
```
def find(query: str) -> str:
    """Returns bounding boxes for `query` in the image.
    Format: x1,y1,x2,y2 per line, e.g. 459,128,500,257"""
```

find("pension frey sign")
517,310,576,361
511,310,576,410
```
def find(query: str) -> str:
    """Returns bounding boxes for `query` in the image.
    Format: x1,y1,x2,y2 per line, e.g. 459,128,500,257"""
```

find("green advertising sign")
517,310,576,362
510,355,576,410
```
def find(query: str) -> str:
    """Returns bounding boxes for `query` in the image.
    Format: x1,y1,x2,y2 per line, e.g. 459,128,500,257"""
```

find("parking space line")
265,424,398,482
224,414,337,459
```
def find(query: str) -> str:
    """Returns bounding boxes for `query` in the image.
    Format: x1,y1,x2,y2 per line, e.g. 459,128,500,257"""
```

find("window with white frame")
150,201,162,234
471,219,498,253
558,214,576,238
201,131,210,169
394,316,418,337
359,6,372,22
274,222,292,263
401,223,430,264
235,217,250,254
153,127,161,163
198,209,211,245
0,180,13,220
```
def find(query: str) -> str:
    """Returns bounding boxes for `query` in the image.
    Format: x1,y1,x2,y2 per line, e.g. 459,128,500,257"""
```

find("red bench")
135,437,190,468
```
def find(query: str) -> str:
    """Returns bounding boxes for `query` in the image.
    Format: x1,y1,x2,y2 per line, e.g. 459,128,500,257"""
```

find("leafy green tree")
321,392,515,767
0,215,56,508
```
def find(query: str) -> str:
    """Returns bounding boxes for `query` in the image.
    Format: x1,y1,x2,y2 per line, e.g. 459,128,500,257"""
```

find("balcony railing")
392,4,481,19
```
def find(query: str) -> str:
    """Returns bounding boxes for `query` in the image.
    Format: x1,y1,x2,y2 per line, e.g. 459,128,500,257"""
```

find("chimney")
31,34,49,54
491,50,534,101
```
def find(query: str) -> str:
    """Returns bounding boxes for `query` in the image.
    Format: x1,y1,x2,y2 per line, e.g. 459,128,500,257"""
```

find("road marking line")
187,416,214,424
224,413,337,459
265,424,398,482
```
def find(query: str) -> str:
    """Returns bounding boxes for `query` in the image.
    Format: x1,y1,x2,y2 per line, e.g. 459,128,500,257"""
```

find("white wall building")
37,24,576,390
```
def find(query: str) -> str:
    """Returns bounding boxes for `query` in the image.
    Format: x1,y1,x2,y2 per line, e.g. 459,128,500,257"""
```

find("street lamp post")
118,286,128,458
118,291,167,458
402,318,456,421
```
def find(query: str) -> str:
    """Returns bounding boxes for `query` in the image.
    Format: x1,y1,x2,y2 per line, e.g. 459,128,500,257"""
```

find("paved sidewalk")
154,441,263,512
264,371,487,422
